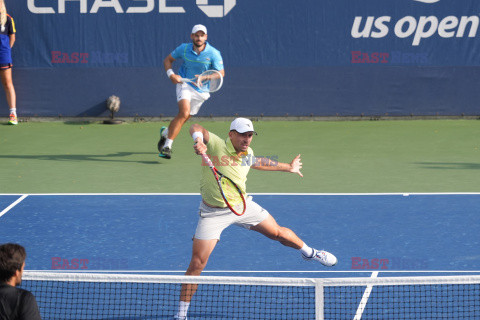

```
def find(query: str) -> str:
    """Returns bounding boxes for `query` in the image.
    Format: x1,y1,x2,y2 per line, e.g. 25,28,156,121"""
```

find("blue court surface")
1,193,479,277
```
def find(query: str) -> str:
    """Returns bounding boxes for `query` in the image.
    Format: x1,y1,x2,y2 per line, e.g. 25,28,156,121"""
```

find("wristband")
166,69,174,78
192,131,204,142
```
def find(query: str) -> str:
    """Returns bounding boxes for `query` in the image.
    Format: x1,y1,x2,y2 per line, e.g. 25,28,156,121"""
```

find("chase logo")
28,0,236,17
197,0,236,18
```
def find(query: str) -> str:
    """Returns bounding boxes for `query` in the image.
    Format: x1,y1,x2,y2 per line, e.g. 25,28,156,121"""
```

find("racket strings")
198,70,222,92
220,178,244,208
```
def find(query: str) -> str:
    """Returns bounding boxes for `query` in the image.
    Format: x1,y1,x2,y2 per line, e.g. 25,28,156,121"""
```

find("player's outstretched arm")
252,154,303,177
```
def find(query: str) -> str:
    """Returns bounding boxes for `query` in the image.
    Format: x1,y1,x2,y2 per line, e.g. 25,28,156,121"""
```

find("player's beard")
193,40,205,49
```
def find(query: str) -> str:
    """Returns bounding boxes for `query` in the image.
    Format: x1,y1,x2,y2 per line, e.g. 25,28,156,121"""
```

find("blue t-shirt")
171,42,223,91
0,15,15,64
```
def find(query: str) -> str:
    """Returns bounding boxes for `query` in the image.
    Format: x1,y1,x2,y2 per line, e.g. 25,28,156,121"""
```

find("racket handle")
181,79,199,87
201,154,215,169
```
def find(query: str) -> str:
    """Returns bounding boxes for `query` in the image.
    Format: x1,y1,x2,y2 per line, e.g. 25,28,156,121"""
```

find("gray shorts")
194,197,270,240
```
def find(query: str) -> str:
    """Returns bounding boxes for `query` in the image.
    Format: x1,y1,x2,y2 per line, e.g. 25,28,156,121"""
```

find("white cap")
191,24,207,35
230,118,257,134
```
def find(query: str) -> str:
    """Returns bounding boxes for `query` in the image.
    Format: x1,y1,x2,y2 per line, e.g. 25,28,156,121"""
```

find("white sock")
299,243,314,258
162,127,169,137
176,301,190,319
9,108,16,116
165,138,173,148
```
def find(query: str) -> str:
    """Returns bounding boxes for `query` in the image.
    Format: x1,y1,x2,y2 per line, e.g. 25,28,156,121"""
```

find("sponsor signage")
27,0,236,17
11,0,480,67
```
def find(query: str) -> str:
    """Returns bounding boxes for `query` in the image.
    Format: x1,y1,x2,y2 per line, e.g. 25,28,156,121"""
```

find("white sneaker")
173,315,187,320
303,249,338,267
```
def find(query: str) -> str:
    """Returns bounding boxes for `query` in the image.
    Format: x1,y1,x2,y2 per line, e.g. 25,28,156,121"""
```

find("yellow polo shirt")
200,132,254,207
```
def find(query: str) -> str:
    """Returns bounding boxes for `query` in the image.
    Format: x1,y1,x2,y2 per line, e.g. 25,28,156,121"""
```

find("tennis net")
21,272,480,320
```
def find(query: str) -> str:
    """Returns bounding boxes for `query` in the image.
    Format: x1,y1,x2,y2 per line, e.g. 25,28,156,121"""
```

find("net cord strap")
315,281,324,320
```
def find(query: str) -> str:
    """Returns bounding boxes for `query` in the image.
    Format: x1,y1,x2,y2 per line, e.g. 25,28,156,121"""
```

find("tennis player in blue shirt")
158,24,225,159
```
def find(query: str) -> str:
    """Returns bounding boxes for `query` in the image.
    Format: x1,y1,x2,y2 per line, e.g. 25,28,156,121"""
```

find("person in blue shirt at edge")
158,24,225,159
0,0,17,125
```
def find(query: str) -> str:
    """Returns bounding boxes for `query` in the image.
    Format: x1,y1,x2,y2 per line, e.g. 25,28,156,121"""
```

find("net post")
315,279,324,320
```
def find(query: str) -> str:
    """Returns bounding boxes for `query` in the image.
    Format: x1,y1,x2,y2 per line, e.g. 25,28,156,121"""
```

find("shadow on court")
0,152,160,165
415,162,480,170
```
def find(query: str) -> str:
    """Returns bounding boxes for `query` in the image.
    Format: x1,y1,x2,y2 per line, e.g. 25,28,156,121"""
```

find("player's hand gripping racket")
201,153,246,216
180,70,223,93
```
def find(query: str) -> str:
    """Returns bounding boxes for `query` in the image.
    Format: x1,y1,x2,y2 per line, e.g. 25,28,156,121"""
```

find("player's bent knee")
189,256,208,272
266,227,284,242
178,110,190,120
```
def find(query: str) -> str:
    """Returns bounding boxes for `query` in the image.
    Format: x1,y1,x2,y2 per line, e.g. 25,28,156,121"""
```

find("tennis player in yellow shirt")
173,118,337,320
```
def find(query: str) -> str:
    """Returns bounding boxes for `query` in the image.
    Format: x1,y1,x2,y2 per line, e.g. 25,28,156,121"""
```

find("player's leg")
250,214,303,248
175,238,218,320
167,99,191,141
159,99,190,159
0,67,17,125
159,85,208,159
175,203,233,319
251,214,337,267
185,239,218,277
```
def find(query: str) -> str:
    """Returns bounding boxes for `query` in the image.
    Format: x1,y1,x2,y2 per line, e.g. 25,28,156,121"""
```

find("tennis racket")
180,70,223,93
201,153,246,216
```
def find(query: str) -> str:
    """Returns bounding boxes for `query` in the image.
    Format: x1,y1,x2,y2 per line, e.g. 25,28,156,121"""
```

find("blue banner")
3,0,480,116
10,0,480,67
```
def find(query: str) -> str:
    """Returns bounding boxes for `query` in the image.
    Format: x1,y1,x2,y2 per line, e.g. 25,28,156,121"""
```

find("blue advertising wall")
3,0,480,117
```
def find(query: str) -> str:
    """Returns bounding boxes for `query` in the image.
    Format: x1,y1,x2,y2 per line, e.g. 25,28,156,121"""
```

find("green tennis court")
0,119,479,194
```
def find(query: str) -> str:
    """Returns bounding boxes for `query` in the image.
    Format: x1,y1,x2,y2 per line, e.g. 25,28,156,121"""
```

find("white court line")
0,194,28,219
1,192,480,196
0,193,201,196
353,271,379,320
253,192,480,196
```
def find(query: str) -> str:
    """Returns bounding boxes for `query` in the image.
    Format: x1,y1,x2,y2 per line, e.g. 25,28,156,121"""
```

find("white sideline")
0,194,28,219
353,271,378,320
1,192,480,196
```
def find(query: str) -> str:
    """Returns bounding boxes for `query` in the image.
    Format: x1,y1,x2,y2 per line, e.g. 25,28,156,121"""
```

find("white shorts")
176,83,210,116
194,197,270,240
